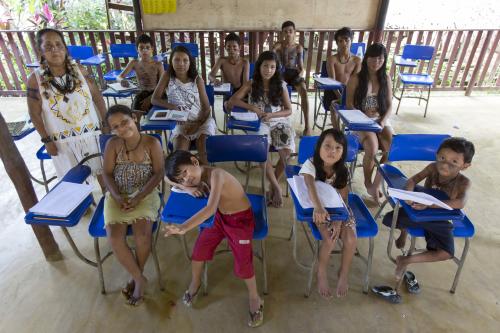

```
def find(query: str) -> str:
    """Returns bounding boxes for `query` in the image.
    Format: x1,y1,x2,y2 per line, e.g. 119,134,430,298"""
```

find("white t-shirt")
299,159,336,186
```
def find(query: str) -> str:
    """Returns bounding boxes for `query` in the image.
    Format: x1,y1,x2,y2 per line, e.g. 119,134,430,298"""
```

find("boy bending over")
163,150,264,328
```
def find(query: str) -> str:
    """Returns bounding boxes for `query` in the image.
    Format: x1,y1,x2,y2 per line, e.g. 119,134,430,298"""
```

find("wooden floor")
1,94,499,332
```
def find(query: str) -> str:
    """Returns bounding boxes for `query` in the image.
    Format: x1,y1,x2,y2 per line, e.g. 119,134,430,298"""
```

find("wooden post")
0,114,62,261
132,0,144,34
373,0,390,43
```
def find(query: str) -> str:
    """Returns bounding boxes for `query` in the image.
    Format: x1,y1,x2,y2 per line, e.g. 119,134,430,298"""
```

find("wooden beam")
373,0,390,43
132,0,143,33
0,114,62,261
108,3,133,12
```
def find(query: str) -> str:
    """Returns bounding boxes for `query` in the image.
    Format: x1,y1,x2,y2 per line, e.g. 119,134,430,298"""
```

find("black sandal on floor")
404,271,421,294
182,285,201,307
371,285,402,304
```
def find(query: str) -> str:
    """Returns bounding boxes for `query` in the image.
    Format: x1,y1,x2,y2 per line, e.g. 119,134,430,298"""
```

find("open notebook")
287,175,345,209
338,109,377,124
231,112,259,121
29,181,94,217
314,77,343,86
150,109,188,121
108,82,138,92
213,83,232,93
388,187,453,210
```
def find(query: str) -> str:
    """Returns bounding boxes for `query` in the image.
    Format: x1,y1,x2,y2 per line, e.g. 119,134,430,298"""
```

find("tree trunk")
0,113,62,261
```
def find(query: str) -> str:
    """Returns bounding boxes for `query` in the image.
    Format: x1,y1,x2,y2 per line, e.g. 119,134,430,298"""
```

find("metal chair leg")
305,240,319,297
396,84,405,114
363,238,375,294
450,238,470,294
261,240,268,295
424,86,431,117
94,238,106,294
151,243,164,291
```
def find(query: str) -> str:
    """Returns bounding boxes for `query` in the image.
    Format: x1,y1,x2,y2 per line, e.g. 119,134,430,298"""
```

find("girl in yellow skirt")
102,104,164,306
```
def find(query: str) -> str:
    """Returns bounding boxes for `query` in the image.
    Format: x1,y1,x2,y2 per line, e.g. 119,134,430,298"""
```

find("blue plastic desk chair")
171,42,199,57
67,45,94,61
249,62,255,78
103,43,138,81
393,45,435,117
350,42,366,57
87,134,164,294
312,61,344,131
374,134,474,293
286,134,377,296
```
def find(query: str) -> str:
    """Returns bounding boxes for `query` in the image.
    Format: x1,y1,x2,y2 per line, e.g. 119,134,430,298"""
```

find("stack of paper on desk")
108,82,137,92
287,175,344,209
213,83,231,93
150,109,188,121
338,109,375,124
388,187,453,210
29,182,94,217
314,77,343,86
231,112,259,121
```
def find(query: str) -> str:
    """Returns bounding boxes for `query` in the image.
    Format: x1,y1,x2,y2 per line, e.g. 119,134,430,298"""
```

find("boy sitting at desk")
163,150,264,328
273,20,311,136
208,32,250,112
382,137,475,287
117,34,164,121
325,27,361,129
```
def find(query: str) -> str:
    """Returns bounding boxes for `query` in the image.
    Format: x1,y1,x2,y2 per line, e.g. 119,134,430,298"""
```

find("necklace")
124,134,142,155
49,72,75,102
337,53,351,65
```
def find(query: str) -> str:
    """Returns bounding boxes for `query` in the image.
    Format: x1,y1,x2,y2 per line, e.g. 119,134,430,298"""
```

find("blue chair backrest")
99,133,162,152
387,134,451,162
249,62,255,78
206,135,268,163
171,42,199,57
401,44,435,61
350,42,366,56
110,44,138,58
205,84,215,108
298,134,359,164
68,45,94,61
286,85,292,98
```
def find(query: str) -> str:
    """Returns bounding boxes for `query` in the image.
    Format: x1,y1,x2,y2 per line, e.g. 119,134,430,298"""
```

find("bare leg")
359,132,382,202
395,250,453,280
296,82,311,136
336,226,356,298
107,223,147,304
317,224,337,299
188,260,204,295
130,219,153,301
243,275,263,313
174,135,190,151
264,153,283,208
371,126,393,197
274,149,291,184
395,228,408,249
195,134,209,165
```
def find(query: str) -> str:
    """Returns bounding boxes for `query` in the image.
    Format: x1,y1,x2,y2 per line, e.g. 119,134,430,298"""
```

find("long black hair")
312,128,349,189
251,51,283,106
167,45,198,80
353,43,389,117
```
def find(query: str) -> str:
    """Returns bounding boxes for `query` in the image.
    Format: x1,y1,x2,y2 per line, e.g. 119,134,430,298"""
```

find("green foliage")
64,0,108,30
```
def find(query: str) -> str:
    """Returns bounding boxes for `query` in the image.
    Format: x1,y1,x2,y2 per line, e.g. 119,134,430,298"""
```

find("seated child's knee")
343,231,357,249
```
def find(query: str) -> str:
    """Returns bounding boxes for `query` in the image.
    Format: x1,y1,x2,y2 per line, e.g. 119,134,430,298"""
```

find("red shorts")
191,207,255,279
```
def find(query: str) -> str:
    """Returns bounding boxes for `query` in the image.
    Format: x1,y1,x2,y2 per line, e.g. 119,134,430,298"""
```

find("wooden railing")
0,29,499,96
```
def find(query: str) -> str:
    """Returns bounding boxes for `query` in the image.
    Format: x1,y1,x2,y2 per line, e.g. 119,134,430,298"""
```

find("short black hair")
105,104,134,125
281,20,295,30
225,32,240,44
165,150,198,183
438,137,475,164
136,34,153,47
334,27,353,42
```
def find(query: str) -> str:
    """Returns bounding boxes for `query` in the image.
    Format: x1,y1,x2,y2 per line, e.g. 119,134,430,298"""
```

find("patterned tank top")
113,143,153,195
165,76,201,121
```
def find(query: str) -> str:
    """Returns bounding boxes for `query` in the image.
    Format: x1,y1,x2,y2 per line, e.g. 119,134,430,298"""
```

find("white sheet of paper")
314,77,343,86
231,112,258,121
150,109,188,121
287,175,345,209
29,181,93,217
387,187,453,210
213,83,231,92
108,82,137,92
338,109,376,124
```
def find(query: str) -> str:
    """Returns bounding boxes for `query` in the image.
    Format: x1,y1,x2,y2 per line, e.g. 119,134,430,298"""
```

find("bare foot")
121,279,135,300
271,186,283,208
395,231,407,249
366,184,383,205
317,270,333,299
303,127,312,137
128,275,147,306
249,296,263,314
336,273,349,298
265,190,273,206
395,256,407,280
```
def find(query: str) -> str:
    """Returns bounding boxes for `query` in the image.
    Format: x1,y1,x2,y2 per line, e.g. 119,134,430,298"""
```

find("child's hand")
411,202,428,210
261,113,272,122
183,121,199,135
120,79,130,88
313,206,329,224
183,181,210,198
329,221,342,241
123,196,141,212
163,224,186,237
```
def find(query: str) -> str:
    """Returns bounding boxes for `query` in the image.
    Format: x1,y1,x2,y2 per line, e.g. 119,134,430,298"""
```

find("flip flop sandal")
371,285,402,304
248,301,264,328
404,271,421,294
182,285,201,308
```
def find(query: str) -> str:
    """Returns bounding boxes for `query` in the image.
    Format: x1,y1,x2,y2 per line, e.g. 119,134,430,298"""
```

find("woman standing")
27,28,108,181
